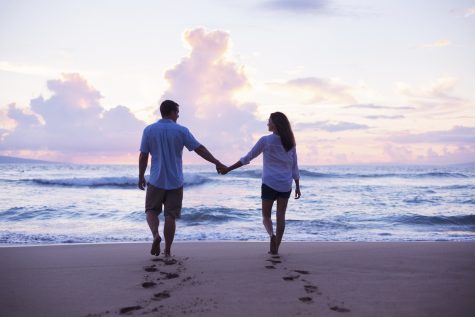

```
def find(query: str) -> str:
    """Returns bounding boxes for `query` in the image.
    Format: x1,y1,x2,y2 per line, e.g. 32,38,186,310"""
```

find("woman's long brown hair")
270,112,296,152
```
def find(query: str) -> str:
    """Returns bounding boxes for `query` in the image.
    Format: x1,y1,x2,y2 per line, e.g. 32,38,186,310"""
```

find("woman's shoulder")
262,133,279,140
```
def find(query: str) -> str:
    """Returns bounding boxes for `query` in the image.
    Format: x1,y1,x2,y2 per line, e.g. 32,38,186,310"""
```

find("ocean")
0,163,474,245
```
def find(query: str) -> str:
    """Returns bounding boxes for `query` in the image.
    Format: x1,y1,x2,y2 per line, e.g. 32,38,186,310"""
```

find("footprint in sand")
265,265,276,269
160,272,179,280
294,270,310,275
144,265,158,272
282,274,300,281
164,258,178,265
304,284,321,295
267,259,282,265
142,281,157,288
329,305,351,313
119,305,142,314
153,291,171,301
299,297,313,303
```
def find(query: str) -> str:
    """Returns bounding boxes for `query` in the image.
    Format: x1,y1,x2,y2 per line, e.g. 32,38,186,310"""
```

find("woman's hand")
216,164,229,175
294,187,301,199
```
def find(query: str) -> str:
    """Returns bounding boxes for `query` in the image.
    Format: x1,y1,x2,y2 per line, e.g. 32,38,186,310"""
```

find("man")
138,99,224,257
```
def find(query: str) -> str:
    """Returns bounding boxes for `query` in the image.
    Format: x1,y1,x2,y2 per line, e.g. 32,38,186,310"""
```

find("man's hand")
138,175,146,190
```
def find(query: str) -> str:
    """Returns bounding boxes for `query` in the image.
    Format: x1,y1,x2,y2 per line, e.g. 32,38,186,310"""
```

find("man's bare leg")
275,197,288,254
146,211,161,255
164,215,176,256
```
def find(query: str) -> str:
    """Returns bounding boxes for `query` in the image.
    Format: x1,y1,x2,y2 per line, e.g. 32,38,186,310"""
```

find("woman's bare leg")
262,199,277,253
275,197,288,253
261,199,274,236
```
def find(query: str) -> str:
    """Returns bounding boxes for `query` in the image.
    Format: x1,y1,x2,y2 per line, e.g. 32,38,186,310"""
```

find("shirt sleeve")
291,147,300,180
183,128,201,151
139,127,149,153
240,137,265,165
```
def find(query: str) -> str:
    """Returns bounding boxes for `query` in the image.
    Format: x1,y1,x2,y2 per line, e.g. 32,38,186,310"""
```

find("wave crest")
23,173,209,189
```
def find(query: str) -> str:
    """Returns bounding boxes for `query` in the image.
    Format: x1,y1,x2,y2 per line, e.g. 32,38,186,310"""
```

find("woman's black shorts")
261,183,291,201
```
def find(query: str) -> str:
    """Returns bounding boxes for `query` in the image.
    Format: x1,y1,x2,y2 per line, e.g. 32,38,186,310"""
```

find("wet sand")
1,242,474,316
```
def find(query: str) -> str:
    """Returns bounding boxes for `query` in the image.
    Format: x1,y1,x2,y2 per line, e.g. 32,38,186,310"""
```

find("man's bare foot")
164,248,171,257
151,235,161,256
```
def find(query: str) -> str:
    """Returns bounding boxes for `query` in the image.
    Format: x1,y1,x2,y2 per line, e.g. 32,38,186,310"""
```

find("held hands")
215,162,229,175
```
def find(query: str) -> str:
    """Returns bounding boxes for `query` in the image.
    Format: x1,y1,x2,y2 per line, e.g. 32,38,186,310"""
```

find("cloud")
398,77,465,104
345,104,414,110
384,143,475,165
159,28,264,161
260,0,328,14
0,60,96,77
270,77,355,104
464,7,475,17
419,39,451,48
383,144,413,163
397,78,469,116
297,121,369,132
0,61,58,76
388,126,475,144
0,74,146,157
364,115,404,120
417,146,475,165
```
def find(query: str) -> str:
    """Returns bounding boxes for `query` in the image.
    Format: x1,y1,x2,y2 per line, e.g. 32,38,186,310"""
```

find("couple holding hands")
138,100,300,257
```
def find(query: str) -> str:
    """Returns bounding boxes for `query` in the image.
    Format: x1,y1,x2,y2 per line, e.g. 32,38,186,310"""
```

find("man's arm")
138,152,149,190
194,145,225,170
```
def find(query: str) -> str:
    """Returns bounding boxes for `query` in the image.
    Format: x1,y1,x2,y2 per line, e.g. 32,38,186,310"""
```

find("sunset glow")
1,0,474,165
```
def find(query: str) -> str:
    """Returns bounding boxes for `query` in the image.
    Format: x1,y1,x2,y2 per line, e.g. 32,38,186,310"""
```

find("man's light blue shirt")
140,119,201,190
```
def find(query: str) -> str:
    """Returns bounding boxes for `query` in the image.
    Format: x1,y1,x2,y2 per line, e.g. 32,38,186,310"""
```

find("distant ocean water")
0,163,474,245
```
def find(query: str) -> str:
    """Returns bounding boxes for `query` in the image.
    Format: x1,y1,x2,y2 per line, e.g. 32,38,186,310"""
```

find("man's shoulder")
173,122,192,134
144,120,192,136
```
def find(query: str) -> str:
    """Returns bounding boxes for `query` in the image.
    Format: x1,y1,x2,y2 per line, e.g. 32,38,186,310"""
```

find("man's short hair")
160,100,179,117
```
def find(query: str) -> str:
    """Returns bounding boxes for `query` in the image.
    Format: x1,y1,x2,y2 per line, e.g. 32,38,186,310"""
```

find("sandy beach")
1,242,474,317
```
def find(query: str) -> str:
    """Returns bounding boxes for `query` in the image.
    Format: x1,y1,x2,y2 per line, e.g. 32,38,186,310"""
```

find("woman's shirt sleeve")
292,147,300,180
239,137,266,165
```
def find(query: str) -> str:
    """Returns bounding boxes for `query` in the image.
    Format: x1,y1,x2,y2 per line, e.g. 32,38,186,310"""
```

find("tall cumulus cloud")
159,28,263,161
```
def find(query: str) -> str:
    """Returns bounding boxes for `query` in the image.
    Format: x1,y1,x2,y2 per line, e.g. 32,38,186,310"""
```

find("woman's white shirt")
240,133,299,192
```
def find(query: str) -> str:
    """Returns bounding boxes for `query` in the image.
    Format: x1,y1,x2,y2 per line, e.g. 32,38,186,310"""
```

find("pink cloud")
270,77,355,104
0,74,146,160
159,27,264,162
416,146,475,165
388,126,475,145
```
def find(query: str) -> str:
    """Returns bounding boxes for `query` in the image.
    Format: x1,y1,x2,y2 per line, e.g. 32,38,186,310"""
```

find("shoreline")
1,242,475,316
1,239,475,248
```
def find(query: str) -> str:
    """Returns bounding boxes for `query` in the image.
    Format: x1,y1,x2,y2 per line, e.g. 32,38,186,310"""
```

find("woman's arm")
220,137,265,175
292,147,301,199
294,178,301,199
221,161,243,175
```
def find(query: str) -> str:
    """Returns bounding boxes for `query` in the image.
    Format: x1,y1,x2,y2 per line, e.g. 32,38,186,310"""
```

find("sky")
0,0,474,165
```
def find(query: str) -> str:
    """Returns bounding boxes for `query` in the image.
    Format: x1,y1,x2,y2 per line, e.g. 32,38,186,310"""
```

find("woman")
221,112,301,254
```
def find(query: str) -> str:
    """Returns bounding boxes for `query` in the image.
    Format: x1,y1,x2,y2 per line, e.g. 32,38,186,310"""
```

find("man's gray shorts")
145,183,183,219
